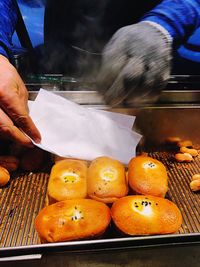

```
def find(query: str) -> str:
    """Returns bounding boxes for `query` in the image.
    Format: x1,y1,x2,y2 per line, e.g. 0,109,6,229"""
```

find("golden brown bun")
111,195,182,235
128,156,168,197
35,199,111,242
0,166,10,187
47,159,87,204
87,156,128,203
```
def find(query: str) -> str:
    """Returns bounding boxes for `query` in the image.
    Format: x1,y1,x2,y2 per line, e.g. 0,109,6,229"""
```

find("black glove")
97,22,172,106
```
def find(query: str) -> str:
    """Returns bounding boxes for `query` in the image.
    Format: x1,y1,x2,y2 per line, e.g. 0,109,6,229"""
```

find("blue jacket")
0,0,17,58
1,0,200,63
142,0,200,63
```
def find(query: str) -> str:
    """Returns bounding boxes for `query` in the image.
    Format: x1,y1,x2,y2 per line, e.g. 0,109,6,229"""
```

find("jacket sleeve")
0,0,18,58
142,0,200,43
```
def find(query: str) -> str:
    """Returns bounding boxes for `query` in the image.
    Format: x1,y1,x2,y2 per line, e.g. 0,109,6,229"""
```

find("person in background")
0,0,200,144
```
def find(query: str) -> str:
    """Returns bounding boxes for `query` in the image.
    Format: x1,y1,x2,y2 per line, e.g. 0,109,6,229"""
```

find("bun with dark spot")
128,156,168,197
111,195,182,235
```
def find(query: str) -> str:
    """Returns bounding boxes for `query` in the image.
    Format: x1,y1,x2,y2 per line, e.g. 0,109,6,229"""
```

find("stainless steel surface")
28,90,200,145
28,90,106,106
134,107,200,145
29,89,200,146
27,89,200,106
1,246,200,266
0,254,42,262
0,173,48,247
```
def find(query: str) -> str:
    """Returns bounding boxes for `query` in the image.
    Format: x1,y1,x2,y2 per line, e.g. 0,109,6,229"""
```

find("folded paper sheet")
29,89,142,164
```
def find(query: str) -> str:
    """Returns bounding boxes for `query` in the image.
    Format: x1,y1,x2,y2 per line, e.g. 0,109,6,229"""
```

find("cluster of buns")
35,155,182,243
46,156,128,205
0,146,47,188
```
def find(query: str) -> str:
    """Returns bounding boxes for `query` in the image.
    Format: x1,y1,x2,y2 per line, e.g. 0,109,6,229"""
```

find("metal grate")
0,173,49,247
0,151,200,248
149,151,200,234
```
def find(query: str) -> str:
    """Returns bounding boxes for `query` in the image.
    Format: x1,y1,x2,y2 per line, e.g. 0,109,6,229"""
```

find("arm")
142,0,200,42
0,0,41,145
0,0,17,58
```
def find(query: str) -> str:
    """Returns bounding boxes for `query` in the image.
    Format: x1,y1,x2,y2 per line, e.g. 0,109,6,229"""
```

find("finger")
128,58,170,104
0,108,34,146
0,84,41,143
97,45,127,95
146,59,170,88
20,82,29,113
16,81,41,141
104,57,145,106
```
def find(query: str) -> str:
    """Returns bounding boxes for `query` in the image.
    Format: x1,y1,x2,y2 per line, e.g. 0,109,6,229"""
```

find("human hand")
0,55,41,146
97,22,172,106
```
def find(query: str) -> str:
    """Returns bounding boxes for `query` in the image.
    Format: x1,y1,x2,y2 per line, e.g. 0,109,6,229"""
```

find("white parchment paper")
29,89,142,164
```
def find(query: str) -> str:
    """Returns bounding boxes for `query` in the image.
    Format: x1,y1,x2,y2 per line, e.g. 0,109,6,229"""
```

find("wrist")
139,21,173,47
0,54,9,63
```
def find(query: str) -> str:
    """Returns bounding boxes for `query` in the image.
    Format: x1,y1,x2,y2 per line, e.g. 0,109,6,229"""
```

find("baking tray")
1,90,200,258
0,147,200,258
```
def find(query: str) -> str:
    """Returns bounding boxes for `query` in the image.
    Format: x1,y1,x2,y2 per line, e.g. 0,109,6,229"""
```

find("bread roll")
111,195,182,235
0,166,10,187
35,199,111,242
87,156,128,203
128,156,168,197
47,159,87,204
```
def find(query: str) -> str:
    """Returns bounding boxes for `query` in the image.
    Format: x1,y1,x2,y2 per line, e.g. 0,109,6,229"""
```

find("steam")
40,0,110,85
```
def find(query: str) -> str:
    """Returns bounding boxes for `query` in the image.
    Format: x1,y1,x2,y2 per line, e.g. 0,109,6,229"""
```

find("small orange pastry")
111,195,182,236
0,166,10,187
128,156,168,198
87,156,128,203
35,199,111,242
47,159,87,204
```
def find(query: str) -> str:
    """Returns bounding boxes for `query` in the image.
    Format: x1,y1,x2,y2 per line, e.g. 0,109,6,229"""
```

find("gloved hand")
0,55,41,146
97,22,172,106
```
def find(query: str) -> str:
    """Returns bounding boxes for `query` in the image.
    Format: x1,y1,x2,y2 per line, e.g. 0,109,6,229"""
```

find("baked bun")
128,156,168,197
47,159,87,204
87,156,128,203
35,199,111,242
111,195,182,236
0,166,10,187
